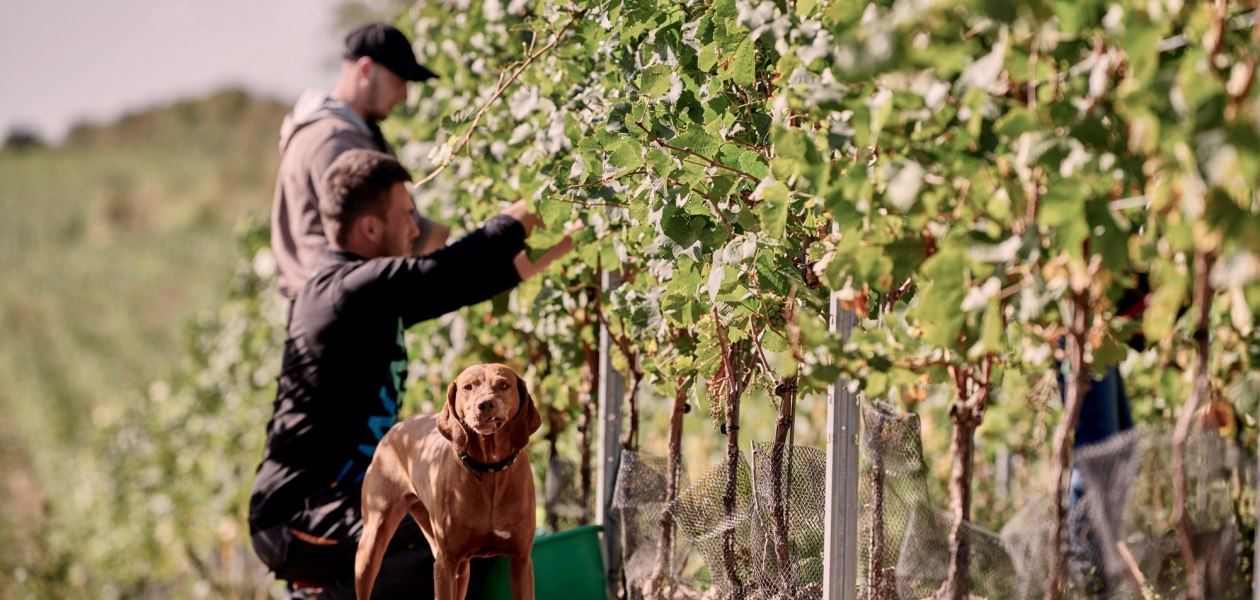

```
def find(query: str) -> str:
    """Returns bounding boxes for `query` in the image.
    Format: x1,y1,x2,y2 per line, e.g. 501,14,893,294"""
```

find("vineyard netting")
612,402,1251,599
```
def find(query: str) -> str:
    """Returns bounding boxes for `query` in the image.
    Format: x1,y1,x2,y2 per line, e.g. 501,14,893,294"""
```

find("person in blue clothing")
1063,279,1146,595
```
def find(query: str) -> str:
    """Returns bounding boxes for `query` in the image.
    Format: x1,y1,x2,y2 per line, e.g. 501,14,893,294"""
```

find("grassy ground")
0,90,287,591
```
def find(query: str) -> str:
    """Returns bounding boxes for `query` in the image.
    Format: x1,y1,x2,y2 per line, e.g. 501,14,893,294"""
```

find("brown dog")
355,363,542,599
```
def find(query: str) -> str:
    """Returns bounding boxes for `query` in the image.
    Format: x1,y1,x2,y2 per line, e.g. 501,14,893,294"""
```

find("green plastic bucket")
468,524,606,599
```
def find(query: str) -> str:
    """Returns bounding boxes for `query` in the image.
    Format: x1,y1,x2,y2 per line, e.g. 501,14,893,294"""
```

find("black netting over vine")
1000,496,1057,600
895,504,1019,599
999,424,1247,599
1079,425,1243,598
858,401,1035,600
857,401,931,600
611,405,1250,599
612,449,712,599
614,451,677,593
747,442,827,599
670,452,756,597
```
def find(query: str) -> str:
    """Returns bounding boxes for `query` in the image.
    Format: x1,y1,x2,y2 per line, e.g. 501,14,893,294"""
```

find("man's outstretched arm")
361,201,575,325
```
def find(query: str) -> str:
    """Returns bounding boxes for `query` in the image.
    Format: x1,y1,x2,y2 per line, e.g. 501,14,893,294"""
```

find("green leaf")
826,167,868,224
984,0,1018,22
1123,108,1160,155
857,250,895,291
659,204,696,246
661,290,694,326
910,243,968,349
1144,272,1187,342
865,370,889,398
714,265,745,303
823,0,865,25
1071,115,1113,149
1051,0,1099,35
739,150,769,180
637,65,674,99
646,147,678,179
885,238,931,283
708,175,738,203
995,108,1038,138
980,297,1005,354
1119,18,1164,83
628,102,648,127
772,126,820,163
711,0,737,21
1040,179,1087,227
724,37,756,86
718,145,757,174
538,198,573,228
869,90,894,139
885,161,925,213
773,351,799,378
755,252,794,295
672,128,722,156
607,138,643,169
1094,334,1127,367
1085,198,1129,274
756,181,790,239
698,42,719,72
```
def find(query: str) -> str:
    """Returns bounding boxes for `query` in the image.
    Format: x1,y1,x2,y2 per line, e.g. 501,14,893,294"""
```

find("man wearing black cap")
271,22,449,300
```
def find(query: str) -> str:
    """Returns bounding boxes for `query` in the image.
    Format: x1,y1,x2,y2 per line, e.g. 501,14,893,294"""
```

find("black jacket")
249,215,525,540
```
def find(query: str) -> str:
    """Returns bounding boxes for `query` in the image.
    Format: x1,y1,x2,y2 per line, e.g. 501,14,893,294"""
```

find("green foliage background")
0,90,288,598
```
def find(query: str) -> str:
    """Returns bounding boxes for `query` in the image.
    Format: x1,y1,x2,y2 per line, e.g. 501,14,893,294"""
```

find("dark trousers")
252,516,435,599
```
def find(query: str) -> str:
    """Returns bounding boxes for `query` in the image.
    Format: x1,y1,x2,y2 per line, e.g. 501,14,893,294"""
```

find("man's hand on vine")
512,221,584,280
501,200,545,236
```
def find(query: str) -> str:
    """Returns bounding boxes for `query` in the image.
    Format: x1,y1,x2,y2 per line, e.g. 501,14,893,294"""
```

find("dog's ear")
508,376,542,450
436,381,469,454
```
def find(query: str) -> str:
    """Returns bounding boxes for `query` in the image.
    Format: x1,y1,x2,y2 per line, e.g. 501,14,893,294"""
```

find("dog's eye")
496,381,509,391
463,384,473,391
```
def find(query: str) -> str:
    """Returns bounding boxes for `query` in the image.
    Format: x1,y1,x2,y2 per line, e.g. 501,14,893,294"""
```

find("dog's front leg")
508,555,534,600
355,497,409,599
433,554,473,600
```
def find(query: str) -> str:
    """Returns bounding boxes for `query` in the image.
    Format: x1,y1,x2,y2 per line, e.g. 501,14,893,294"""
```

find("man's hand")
500,200,545,236
512,221,584,280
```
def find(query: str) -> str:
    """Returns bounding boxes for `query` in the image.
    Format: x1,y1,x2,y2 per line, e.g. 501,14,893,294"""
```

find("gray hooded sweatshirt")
269,90,430,299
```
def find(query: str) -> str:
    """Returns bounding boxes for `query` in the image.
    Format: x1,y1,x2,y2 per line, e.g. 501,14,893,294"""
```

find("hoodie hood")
278,90,373,153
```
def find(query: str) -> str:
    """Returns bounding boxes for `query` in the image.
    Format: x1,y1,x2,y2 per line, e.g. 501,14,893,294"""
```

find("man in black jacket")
249,148,573,598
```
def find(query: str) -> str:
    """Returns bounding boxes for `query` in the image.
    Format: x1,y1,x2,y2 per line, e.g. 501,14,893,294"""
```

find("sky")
0,0,347,142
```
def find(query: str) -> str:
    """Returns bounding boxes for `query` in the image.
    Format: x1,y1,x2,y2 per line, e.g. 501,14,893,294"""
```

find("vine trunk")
1171,250,1215,600
647,378,688,599
1046,291,1092,600
768,376,798,595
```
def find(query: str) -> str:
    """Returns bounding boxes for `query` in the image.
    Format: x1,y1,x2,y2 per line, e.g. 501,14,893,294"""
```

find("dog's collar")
458,450,520,475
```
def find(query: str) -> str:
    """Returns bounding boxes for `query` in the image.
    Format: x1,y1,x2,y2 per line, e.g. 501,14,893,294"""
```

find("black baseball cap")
343,23,437,82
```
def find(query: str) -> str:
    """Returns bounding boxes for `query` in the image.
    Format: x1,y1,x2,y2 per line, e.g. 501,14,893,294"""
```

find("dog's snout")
476,397,496,412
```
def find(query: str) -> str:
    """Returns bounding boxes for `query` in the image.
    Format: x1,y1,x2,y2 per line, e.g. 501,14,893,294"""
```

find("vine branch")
594,304,643,381
666,176,736,239
414,10,586,187
550,197,629,208
633,120,763,184
564,168,646,192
